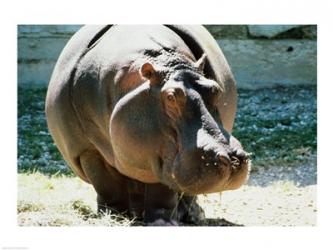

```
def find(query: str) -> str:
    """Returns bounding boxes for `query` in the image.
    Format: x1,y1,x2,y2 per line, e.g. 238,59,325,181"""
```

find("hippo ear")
140,62,156,80
195,53,207,72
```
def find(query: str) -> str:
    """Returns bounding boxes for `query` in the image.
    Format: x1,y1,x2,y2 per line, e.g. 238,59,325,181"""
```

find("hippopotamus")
45,25,250,225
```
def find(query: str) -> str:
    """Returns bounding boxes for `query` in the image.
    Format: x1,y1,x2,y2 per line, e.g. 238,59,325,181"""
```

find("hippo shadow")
190,218,243,227
132,218,243,226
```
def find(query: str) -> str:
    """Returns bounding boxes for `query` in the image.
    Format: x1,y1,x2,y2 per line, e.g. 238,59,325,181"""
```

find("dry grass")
18,173,134,226
17,173,316,226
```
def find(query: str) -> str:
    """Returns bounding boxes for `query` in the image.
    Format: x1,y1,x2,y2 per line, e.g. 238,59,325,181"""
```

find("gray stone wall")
205,25,317,39
18,25,81,86
18,25,316,89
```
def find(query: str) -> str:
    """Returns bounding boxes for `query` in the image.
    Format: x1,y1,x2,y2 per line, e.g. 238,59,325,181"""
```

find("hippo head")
110,53,250,195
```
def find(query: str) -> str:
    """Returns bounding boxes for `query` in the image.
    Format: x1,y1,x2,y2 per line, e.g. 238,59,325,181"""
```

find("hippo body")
45,25,249,225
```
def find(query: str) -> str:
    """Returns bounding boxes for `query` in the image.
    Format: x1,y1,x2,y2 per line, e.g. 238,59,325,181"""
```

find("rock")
248,25,300,38
18,25,317,88
18,25,82,36
217,39,317,88
205,25,248,39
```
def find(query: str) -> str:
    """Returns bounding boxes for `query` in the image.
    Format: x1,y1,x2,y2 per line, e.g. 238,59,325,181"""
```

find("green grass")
233,85,317,167
18,87,73,176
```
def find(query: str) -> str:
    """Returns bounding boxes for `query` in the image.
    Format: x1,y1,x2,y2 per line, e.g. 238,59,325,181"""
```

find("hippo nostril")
230,156,240,168
231,148,248,162
157,156,164,172
229,148,250,169
217,155,231,168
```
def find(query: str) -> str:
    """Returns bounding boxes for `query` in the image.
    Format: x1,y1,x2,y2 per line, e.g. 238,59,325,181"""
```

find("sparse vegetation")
233,85,316,168
18,173,133,226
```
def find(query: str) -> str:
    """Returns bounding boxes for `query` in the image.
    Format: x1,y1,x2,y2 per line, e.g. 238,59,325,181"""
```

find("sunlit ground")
18,172,316,226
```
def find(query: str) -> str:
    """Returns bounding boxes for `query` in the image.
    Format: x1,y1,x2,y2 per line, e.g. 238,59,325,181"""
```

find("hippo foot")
143,196,205,226
97,195,130,217
143,207,178,225
178,195,205,225
95,182,206,226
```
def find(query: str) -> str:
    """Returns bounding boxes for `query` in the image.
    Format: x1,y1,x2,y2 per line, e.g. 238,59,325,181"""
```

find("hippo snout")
200,146,248,172
168,137,250,195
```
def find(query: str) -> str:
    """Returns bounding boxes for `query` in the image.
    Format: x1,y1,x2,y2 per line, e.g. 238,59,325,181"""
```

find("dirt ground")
17,157,316,226
198,164,316,226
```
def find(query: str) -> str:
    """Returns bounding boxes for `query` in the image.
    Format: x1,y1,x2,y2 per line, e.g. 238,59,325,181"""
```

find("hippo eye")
167,93,176,102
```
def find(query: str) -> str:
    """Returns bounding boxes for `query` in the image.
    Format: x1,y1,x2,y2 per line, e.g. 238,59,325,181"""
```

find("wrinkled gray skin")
45,25,250,225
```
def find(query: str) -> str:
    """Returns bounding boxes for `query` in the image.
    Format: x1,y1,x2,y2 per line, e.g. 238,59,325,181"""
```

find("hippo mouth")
158,134,251,195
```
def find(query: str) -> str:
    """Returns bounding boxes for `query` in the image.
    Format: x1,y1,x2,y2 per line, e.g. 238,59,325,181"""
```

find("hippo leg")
178,195,205,225
126,179,145,220
79,150,129,214
143,183,179,226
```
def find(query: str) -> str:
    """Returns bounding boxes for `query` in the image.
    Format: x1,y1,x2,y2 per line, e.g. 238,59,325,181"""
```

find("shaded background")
18,25,317,88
